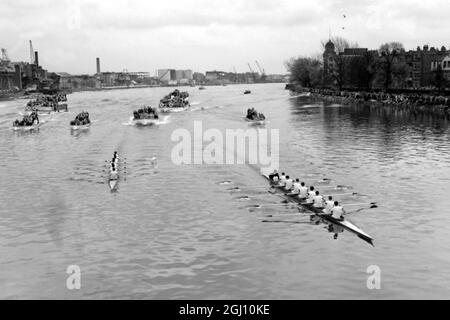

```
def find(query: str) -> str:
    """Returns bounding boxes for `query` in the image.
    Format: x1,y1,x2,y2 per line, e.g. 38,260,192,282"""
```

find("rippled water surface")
1,84,449,299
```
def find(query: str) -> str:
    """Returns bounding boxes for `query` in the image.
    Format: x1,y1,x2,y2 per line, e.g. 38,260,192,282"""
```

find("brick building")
405,45,450,88
324,41,450,90
323,41,375,89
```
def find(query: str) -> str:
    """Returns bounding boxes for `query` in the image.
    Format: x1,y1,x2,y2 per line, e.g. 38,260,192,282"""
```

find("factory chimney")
34,51,39,67
96,57,101,74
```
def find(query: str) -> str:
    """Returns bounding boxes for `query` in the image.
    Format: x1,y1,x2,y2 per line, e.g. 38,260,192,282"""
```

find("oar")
323,192,363,197
247,203,300,210
261,220,311,224
264,212,312,218
345,203,378,215
344,202,377,207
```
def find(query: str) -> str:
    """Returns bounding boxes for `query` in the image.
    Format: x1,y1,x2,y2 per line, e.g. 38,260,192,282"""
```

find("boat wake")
123,116,171,126
190,105,224,112
289,93,311,99
218,180,233,186
234,196,251,201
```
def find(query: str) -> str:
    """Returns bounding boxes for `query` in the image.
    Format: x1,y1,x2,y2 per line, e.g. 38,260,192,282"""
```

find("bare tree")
377,42,408,92
285,56,323,88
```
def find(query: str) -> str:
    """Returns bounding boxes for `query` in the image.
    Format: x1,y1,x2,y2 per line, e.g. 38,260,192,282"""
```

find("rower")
110,164,119,180
306,186,315,204
268,169,279,182
298,182,308,200
284,176,293,190
278,173,286,186
330,201,346,240
331,201,345,220
324,196,335,214
292,179,301,194
313,191,324,208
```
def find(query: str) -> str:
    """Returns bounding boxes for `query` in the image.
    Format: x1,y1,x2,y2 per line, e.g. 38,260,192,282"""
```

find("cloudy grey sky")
1,0,448,75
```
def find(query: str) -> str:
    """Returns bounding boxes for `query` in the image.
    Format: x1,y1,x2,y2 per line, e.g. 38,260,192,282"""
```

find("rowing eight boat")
109,156,119,192
262,174,374,246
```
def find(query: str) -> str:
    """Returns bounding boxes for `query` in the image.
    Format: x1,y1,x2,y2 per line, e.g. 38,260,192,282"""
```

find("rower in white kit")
306,186,316,203
299,182,308,200
292,179,301,194
313,191,324,208
329,201,346,240
324,196,335,214
284,176,293,190
278,172,287,187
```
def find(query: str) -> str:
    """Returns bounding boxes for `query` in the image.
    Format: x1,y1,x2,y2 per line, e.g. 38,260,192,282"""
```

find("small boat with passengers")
245,107,266,125
133,106,159,125
70,111,91,130
159,89,190,113
12,111,42,131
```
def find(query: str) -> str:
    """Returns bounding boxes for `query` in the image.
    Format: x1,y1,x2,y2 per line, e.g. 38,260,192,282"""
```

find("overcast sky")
1,0,449,75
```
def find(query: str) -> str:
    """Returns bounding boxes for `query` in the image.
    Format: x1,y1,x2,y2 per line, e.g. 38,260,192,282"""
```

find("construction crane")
255,60,266,75
1,48,10,62
255,60,267,81
247,63,255,74
247,63,257,82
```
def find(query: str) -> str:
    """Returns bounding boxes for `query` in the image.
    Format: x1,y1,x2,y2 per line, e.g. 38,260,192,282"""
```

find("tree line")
286,37,448,92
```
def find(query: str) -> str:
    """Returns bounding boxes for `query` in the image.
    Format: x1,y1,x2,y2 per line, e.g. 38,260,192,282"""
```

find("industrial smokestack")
96,57,101,74
34,51,39,67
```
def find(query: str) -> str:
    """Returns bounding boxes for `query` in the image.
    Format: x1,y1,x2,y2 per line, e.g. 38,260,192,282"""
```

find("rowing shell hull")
245,117,266,125
109,179,118,191
263,174,374,246
13,123,42,131
109,156,120,192
159,107,189,114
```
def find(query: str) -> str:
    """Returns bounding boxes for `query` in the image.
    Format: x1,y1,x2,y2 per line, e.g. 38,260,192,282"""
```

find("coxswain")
269,169,279,182
313,191,324,208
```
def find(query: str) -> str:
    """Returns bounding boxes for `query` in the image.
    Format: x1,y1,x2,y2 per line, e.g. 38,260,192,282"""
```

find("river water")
0,84,449,299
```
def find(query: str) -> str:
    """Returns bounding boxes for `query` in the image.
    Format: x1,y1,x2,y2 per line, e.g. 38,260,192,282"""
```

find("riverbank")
286,84,450,120
0,92,42,102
